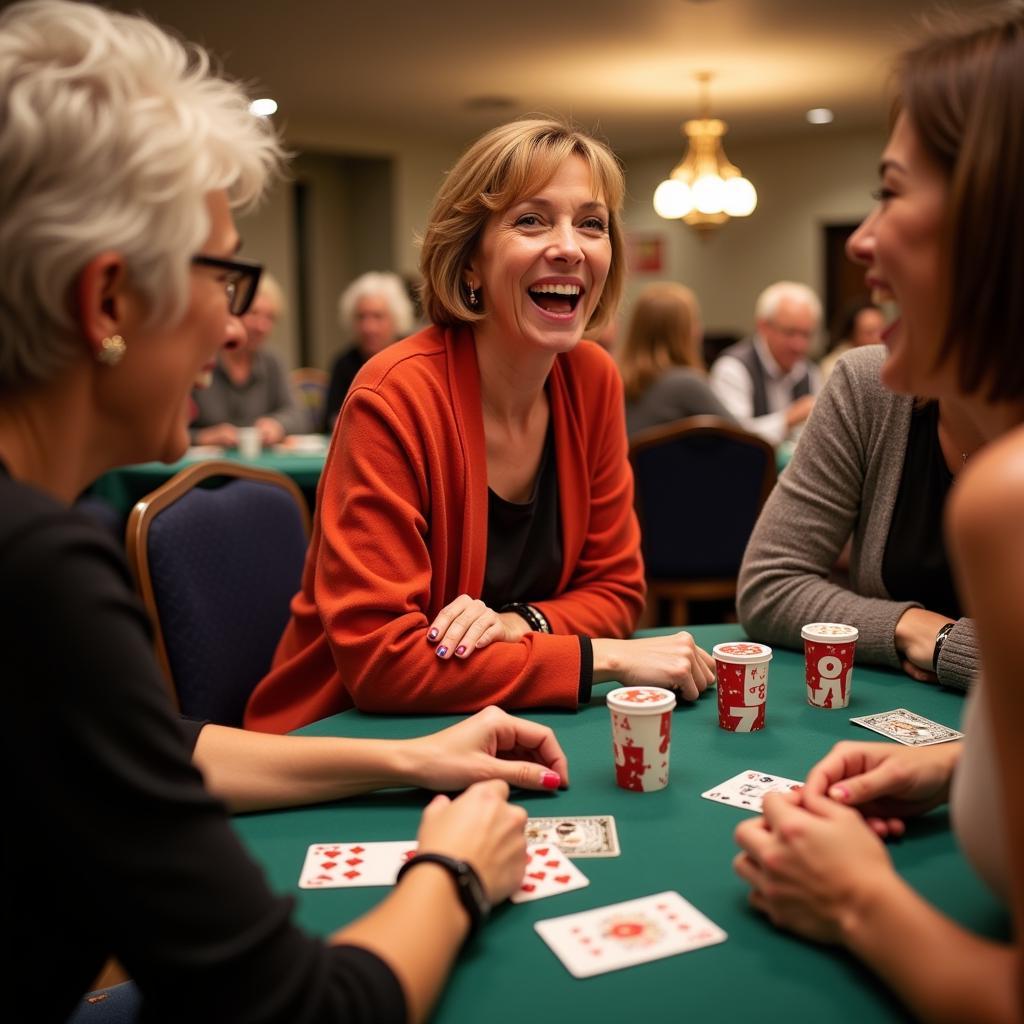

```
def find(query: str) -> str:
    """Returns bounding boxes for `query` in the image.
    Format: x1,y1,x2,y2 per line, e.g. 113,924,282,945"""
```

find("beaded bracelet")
501,602,551,634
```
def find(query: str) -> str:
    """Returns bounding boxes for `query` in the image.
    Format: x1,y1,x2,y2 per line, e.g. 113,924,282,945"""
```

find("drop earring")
468,283,478,307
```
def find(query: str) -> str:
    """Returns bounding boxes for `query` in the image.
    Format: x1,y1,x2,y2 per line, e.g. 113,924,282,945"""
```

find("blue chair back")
127,462,310,726
630,417,776,580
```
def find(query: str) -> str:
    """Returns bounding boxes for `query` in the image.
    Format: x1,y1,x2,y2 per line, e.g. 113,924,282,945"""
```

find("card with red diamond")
298,841,418,888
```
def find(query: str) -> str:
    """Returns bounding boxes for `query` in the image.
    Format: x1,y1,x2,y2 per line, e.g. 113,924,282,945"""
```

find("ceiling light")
806,107,834,125
249,98,278,118
653,72,756,235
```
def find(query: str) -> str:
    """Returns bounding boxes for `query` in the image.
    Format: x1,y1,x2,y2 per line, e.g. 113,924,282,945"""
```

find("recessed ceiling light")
249,98,278,118
806,107,834,125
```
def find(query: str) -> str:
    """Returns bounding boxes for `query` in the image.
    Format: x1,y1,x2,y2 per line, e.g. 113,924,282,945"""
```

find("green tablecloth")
90,449,326,515
232,624,1006,1022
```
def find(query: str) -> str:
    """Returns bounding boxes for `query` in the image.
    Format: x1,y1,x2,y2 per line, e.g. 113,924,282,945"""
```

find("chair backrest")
629,416,777,580
289,366,329,434
126,461,311,726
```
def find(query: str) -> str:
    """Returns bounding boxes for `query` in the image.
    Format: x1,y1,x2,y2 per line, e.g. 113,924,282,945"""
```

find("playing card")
701,769,803,813
524,815,620,857
298,841,418,889
850,708,963,746
509,844,590,903
535,891,726,978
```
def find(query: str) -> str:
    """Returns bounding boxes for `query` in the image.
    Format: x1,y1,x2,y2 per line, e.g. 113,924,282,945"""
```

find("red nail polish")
541,771,560,790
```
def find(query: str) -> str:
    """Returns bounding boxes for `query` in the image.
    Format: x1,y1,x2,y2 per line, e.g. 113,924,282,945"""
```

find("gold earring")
97,334,126,366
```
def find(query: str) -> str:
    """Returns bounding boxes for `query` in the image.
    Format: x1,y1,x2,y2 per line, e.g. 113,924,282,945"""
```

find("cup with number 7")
712,641,773,733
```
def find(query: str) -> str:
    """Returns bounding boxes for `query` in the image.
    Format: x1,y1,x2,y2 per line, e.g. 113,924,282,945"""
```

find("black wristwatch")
395,853,490,937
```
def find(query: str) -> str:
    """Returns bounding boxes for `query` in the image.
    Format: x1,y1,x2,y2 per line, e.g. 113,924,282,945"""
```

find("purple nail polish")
455,645,466,657
428,628,439,641
436,646,448,658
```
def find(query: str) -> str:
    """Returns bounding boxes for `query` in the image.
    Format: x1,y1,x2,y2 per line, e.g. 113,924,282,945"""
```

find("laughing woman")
734,7,1024,1022
246,119,715,732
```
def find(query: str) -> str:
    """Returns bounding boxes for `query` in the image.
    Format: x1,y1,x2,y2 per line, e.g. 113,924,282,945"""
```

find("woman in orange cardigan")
246,119,715,732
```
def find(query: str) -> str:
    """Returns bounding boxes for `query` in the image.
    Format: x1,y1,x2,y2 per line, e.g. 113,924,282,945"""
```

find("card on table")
850,708,964,747
535,891,726,978
701,769,803,813
509,844,590,904
524,814,620,857
298,841,418,889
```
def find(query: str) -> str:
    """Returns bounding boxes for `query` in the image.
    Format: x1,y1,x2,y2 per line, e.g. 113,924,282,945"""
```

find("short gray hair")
754,281,822,325
0,0,284,391
337,272,415,337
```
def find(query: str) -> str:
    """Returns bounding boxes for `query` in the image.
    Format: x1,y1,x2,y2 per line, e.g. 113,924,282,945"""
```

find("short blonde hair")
420,118,625,331
0,0,283,391
619,282,704,402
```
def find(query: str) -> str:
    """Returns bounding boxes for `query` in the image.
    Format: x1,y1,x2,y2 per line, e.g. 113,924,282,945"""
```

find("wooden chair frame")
629,416,777,626
125,460,311,710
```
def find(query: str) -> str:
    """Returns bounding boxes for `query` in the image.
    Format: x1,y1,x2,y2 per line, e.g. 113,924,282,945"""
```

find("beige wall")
618,126,887,340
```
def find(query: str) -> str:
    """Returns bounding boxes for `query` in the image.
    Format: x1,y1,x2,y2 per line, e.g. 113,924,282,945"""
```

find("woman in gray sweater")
737,344,979,690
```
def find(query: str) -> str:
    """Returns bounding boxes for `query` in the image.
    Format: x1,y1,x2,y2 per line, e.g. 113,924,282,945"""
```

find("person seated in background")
709,280,822,446
0,4,544,1019
819,298,885,380
735,9,1024,1019
192,271,307,447
737,344,981,690
245,117,715,734
619,281,735,436
322,270,415,432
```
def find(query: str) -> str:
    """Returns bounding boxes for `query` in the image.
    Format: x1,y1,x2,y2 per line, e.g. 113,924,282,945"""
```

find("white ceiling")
105,0,990,155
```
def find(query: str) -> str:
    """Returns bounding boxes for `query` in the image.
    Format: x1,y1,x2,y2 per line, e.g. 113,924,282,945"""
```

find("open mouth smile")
528,281,583,317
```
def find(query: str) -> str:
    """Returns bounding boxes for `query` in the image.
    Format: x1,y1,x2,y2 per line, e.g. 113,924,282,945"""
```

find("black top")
323,347,367,433
481,424,563,608
1,464,405,1023
881,401,963,620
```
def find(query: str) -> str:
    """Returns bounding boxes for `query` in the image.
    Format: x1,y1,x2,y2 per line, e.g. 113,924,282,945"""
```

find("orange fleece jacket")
245,325,644,732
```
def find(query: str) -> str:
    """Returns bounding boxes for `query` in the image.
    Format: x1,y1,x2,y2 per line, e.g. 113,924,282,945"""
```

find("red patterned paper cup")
606,686,677,792
801,623,859,708
712,641,772,733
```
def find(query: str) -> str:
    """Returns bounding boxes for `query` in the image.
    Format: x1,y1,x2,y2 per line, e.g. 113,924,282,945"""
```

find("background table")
233,624,1007,1022
90,448,326,515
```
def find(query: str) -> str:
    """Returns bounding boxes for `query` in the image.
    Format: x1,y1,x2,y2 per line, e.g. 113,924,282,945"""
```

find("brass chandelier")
653,72,757,234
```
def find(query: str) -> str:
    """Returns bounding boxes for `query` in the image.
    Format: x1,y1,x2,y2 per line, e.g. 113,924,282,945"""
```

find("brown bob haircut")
619,282,704,402
898,3,1024,401
419,117,625,331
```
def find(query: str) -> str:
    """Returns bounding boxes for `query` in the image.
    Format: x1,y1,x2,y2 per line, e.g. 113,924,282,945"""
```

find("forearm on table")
841,871,1017,1024
535,583,643,640
331,863,470,1024
193,725,414,812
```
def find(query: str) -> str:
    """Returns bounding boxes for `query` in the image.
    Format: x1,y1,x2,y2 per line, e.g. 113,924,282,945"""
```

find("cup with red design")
606,686,676,792
712,641,773,732
801,622,859,708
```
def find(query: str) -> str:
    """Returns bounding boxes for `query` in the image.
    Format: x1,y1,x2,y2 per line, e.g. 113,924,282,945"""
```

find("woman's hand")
427,594,529,659
194,422,238,447
733,789,897,945
803,740,959,838
591,631,716,701
403,706,568,792
414,779,529,903
894,607,953,682
255,415,286,445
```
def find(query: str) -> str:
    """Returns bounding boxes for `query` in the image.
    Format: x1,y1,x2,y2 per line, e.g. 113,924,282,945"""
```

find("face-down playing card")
701,769,803,813
524,815,620,857
298,841,418,889
849,708,963,746
535,891,726,978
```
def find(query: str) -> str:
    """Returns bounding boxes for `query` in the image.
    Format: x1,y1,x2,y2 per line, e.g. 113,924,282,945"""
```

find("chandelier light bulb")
722,176,758,217
653,179,693,219
692,173,726,215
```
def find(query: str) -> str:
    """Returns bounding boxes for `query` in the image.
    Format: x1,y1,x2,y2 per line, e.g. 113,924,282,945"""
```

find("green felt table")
89,448,326,514
232,624,1007,1022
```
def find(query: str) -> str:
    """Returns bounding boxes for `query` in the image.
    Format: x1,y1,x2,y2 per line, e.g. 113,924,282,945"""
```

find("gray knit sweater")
737,345,977,690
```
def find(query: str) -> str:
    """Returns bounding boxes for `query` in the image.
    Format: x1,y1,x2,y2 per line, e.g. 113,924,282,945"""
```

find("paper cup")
801,623,859,708
237,426,261,460
713,641,772,732
606,686,676,792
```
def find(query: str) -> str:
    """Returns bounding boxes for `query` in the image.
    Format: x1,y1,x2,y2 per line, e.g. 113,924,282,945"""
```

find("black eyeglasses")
191,255,263,316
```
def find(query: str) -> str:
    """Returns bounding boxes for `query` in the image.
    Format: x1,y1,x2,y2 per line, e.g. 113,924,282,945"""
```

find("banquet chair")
289,365,329,434
629,416,777,626
126,461,310,726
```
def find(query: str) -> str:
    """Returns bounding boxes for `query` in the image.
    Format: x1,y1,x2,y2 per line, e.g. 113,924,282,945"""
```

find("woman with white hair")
323,271,415,432
192,270,307,446
0,3,558,1020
